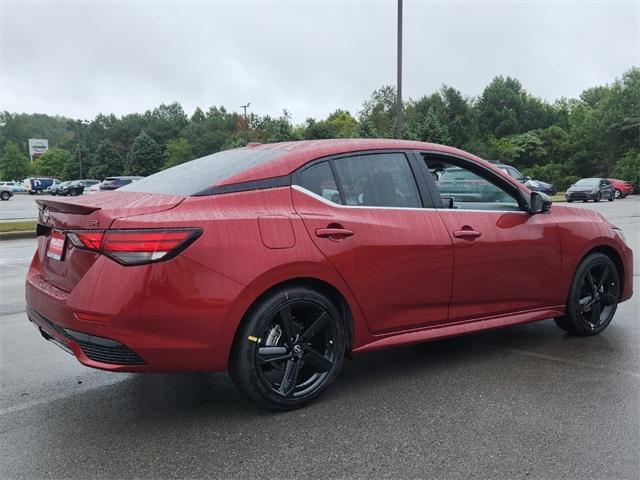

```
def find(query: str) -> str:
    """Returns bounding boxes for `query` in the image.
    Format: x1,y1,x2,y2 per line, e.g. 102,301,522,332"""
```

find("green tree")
125,131,162,176
611,150,640,186
163,138,194,169
358,86,397,138
88,140,124,179
0,141,31,180
32,148,72,177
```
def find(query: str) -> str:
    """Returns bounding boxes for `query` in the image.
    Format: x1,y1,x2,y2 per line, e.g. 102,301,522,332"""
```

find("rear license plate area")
47,230,66,261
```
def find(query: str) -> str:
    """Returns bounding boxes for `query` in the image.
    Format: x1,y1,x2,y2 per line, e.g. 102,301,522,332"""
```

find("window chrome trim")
291,185,430,211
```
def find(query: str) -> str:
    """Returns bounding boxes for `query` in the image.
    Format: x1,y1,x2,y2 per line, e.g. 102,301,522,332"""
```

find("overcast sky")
1,0,638,123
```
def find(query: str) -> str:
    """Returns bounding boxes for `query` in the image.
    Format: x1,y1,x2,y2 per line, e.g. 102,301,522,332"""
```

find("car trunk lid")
36,191,184,293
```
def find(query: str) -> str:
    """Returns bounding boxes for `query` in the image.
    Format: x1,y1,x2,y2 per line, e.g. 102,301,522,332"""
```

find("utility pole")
396,0,403,139
76,120,83,179
240,102,251,144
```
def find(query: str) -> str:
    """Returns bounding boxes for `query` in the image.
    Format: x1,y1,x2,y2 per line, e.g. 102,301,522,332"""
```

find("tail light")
68,228,201,265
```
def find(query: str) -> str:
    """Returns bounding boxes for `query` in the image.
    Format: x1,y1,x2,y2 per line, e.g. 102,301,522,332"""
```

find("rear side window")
333,153,421,208
299,161,342,204
120,148,284,196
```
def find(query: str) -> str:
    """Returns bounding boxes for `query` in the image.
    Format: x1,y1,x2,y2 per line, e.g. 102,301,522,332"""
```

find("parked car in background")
566,178,615,202
434,167,506,203
0,185,14,201
26,139,633,410
60,179,100,196
23,177,56,195
0,181,25,192
86,182,103,194
99,176,144,191
607,178,633,198
490,161,557,195
45,179,62,194
49,181,72,196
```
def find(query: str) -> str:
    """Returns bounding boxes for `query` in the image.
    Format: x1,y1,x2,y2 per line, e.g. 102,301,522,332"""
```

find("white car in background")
0,181,25,192
86,182,103,194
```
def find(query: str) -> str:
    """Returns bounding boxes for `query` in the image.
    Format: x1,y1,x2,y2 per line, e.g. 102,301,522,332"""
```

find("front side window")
427,157,521,211
332,153,421,208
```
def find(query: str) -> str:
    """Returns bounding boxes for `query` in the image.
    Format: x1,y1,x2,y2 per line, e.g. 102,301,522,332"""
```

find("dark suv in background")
99,176,144,191
490,161,557,195
60,179,100,196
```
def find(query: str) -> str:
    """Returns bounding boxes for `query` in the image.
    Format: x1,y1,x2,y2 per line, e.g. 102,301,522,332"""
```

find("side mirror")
530,191,552,214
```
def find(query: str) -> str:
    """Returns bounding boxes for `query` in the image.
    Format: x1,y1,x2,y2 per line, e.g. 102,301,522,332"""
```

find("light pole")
396,0,403,139
240,102,251,144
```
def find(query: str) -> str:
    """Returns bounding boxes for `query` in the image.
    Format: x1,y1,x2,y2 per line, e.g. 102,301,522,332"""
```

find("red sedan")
26,139,633,409
608,178,634,198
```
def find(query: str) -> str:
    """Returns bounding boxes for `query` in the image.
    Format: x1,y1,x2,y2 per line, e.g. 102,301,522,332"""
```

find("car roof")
216,139,486,187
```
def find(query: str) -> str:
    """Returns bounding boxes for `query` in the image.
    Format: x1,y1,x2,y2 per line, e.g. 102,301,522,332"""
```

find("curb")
0,231,36,241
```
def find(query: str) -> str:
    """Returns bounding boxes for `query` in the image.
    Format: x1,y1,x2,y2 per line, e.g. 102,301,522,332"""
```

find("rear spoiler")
36,199,101,215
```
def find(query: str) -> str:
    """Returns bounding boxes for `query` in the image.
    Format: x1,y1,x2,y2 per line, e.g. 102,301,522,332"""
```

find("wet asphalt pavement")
0,197,638,479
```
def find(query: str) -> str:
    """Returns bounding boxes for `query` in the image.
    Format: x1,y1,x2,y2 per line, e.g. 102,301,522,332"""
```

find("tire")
608,193,614,202
0,192,10,201
614,189,621,199
229,286,347,410
566,199,573,203
554,253,620,336
621,194,627,199
69,190,78,197
594,192,601,202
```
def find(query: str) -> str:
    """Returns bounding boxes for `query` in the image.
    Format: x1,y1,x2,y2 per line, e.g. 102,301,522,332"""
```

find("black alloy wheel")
230,286,346,410
555,253,620,335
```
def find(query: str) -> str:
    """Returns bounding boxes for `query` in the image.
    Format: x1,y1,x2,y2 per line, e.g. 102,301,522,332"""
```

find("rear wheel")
594,192,601,202
69,190,79,196
608,192,614,202
229,286,346,410
554,253,620,335
0,191,10,201
614,189,621,199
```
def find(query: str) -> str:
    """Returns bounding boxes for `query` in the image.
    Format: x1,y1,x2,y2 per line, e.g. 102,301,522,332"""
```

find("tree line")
1,67,638,190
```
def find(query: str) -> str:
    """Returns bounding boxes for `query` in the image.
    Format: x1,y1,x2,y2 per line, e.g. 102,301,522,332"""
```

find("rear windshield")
120,148,285,196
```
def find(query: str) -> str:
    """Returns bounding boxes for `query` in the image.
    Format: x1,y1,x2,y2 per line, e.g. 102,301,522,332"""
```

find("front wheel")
0,192,10,201
594,192,601,202
229,286,347,410
554,253,620,335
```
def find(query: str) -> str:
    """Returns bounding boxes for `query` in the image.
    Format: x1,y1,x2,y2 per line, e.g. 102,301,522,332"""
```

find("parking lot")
0,193,44,221
0,197,638,479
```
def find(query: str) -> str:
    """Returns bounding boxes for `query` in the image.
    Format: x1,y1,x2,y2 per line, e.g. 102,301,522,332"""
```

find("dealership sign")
28,139,49,160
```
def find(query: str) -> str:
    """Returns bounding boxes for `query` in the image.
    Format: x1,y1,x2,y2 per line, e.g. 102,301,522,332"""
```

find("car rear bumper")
25,252,246,372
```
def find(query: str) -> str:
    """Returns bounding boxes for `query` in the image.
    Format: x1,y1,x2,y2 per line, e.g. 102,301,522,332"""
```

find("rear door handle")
315,228,354,240
453,229,482,239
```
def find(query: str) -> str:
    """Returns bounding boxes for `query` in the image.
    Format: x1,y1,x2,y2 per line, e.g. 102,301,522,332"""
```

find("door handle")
315,228,354,240
453,229,482,239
